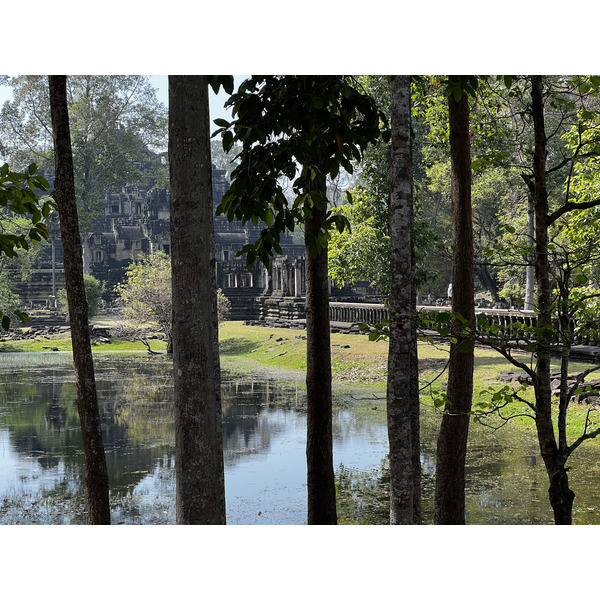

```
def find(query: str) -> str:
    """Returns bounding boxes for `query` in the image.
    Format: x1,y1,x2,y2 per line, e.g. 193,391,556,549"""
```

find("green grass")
0,329,167,354
219,321,389,387
397,336,600,448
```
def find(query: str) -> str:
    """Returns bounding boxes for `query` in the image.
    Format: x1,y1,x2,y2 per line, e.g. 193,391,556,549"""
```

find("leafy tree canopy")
58,274,105,320
1,75,168,231
115,252,230,352
328,185,391,297
115,252,174,345
214,75,389,268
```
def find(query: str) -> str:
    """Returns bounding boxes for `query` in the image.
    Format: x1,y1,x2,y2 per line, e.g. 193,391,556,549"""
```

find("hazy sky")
0,75,246,132
148,75,247,127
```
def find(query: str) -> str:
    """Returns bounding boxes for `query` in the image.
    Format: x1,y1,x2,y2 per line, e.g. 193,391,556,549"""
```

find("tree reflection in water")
2,353,600,524
0,354,387,524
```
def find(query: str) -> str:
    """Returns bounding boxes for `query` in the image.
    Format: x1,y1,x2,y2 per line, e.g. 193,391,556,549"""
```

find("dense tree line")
0,76,168,331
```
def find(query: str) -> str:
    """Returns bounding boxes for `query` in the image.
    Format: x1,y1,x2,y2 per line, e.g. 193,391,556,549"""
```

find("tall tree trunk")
169,75,226,524
305,181,337,525
524,195,535,310
387,75,421,524
530,75,574,524
434,77,475,525
48,75,111,525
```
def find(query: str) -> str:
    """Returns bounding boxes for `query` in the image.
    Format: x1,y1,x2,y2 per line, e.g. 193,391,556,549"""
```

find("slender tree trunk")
51,236,56,301
434,77,475,525
305,180,337,525
387,75,421,524
524,195,535,310
48,75,111,525
169,75,226,524
530,75,574,524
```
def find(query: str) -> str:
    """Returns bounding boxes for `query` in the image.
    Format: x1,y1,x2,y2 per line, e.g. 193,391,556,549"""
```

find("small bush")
58,274,105,320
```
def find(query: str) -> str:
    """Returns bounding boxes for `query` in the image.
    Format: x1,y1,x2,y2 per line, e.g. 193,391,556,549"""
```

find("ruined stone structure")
14,163,380,320
14,166,311,318
82,165,302,317
83,184,172,296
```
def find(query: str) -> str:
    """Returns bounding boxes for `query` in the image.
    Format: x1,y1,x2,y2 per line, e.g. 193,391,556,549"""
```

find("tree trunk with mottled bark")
169,75,226,524
387,74,421,524
305,178,337,525
48,75,111,525
434,77,475,525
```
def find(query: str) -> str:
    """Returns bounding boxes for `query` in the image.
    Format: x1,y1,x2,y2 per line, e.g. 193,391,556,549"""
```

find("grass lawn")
219,321,389,387
0,326,166,354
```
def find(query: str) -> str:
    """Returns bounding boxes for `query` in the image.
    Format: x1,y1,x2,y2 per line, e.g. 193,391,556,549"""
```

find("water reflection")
1,352,600,524
0,354,389,524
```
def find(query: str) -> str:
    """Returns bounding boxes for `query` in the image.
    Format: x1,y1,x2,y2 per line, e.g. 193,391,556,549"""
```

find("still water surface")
1,352,600,524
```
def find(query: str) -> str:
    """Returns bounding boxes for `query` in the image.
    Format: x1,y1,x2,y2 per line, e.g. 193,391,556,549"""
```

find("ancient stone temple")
83,184,172,295
81,165,296,317
15,166,310,319
211,173,306,320
14,163,379,321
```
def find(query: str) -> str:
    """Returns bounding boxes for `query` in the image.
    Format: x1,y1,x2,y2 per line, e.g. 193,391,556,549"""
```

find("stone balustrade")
244,297,598,347
329,301,389,326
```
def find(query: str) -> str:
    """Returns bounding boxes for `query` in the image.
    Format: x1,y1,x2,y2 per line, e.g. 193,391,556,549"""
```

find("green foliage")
470,384,520,425
1,76,168,231
0,270,26,331
217,288,231,323
352,318,390,342
57,274,105,320
332,75,600,320
548,210,600,343
115,252,174,339
0,163,53,257
115,252,230,342
214,75,389,268
441,75,480,102
327,76,442,299
328,186,391,298
431,388,448,409
207,75,235,95
0,162,53,330
83,275,105,319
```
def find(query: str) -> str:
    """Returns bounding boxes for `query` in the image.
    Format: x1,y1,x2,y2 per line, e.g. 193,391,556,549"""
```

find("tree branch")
512,391,537,413
567,410,600,457
548,198,600,225
482,338,537,381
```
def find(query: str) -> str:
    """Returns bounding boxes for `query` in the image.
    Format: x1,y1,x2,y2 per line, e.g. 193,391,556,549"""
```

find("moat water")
1,352,600,524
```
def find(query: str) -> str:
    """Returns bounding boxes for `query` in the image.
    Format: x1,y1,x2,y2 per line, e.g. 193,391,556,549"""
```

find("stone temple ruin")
14,165,379,323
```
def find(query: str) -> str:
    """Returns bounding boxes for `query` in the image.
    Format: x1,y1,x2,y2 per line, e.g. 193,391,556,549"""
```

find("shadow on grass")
474,354,522,368
220,337,263,356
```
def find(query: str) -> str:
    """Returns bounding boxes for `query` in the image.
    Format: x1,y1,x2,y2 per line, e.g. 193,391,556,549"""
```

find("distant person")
447,283,453,306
